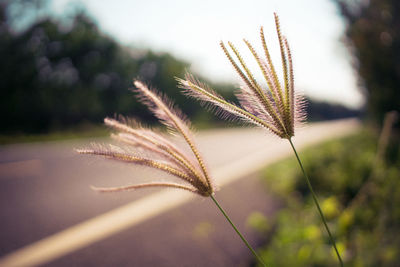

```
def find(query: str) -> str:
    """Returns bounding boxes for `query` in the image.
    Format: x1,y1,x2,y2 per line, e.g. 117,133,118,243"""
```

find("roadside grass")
253,128,400,266
0,124,109,145
0,118,231,145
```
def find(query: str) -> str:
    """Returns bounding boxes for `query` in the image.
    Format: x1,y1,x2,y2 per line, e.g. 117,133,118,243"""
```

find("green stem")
288,138,344,266
210,195,267,267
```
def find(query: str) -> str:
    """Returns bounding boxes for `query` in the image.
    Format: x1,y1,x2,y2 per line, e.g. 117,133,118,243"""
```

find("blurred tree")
0,2,205,133
2,0,49,32
0,7,138,132
334,0,400,124
306,98,361,122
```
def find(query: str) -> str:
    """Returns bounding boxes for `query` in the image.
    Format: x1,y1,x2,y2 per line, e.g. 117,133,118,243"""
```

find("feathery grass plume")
177,13,343,266
177,13,306,139
77,80,267,266
77,80,214,197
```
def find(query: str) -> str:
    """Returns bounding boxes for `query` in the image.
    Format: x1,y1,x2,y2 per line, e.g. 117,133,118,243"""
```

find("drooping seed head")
77,80,214,197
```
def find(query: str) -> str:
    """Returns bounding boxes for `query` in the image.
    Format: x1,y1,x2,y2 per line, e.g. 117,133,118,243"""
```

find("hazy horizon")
40,0,364,108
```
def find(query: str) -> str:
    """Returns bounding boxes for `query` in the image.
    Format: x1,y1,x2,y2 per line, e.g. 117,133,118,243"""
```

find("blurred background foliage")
0,0,360,137
335,0,399,125
257,127,400,266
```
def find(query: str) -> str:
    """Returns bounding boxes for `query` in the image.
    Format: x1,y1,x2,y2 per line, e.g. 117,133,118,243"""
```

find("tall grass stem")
288,138,344,266
210,195,267,267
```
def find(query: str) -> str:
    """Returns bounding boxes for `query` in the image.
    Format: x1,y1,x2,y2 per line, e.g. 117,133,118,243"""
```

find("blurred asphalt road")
0,119,360,267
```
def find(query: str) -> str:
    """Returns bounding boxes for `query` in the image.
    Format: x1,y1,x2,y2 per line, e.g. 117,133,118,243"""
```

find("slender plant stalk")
210,195,267,267
288,138,344,266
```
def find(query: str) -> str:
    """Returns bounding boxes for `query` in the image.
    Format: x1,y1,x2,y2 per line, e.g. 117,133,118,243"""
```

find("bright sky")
52,0,364,108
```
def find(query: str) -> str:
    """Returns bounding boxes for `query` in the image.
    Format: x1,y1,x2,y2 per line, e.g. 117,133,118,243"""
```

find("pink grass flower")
177,13,306,139
77,80,214,197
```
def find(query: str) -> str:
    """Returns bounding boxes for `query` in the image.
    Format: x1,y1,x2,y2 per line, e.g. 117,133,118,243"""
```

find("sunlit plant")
177,13,344,266
77,80,267,266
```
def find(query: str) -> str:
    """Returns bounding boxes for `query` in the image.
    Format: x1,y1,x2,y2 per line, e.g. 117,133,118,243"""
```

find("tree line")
0,1,361,134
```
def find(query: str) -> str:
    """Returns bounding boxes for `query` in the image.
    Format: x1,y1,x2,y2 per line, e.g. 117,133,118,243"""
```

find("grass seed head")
77,80,214,197
178,13,306,139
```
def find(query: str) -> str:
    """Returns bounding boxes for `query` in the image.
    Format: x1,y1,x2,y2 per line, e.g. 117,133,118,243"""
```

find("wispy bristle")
78,147,189,179
177,74,283,137
236,85,274,124
177,74,242,122
294,94,307,127
91,182,204,196
111,133,181,168
105,117,200,177
133,81,191,135
283,36,295,133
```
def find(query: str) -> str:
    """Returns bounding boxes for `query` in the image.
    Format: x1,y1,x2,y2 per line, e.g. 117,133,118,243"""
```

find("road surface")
0,119,360,267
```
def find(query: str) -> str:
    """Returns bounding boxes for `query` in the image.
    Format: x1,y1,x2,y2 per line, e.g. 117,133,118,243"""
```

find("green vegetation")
255,129,400,266
0,123,109,145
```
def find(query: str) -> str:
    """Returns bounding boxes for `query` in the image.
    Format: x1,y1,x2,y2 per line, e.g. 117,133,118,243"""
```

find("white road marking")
0,119,360,267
